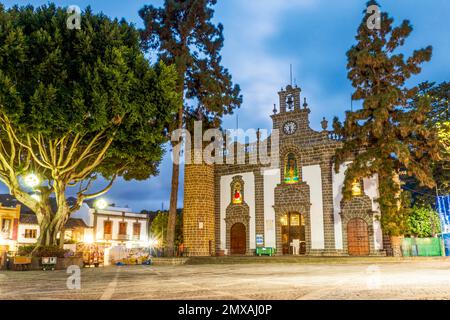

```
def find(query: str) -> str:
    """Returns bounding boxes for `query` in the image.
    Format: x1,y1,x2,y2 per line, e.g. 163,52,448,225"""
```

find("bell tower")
279,84,301,113
271,84,311,136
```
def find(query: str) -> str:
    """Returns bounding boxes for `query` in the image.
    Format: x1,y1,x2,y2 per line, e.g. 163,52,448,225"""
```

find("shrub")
406,205,442,237
17,245,69,258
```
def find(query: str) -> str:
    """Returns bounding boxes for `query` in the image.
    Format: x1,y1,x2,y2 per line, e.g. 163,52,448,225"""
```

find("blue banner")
437,195,450,232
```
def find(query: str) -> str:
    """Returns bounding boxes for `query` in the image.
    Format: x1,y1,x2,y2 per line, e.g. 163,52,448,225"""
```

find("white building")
71,203,150,248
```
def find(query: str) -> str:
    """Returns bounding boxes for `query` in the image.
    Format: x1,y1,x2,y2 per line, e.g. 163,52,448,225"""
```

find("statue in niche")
284,153,299,184
232,182,243,204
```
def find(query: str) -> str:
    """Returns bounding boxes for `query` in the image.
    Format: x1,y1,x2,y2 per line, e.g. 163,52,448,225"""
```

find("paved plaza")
1,258,450,300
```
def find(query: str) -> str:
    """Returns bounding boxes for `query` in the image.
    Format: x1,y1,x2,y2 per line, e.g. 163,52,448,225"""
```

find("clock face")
283,121,297,135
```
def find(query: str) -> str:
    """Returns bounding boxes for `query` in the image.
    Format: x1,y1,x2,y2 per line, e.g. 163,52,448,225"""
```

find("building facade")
0,203,20,253
0,196,150,253
184,84,385,256
71,204,150,248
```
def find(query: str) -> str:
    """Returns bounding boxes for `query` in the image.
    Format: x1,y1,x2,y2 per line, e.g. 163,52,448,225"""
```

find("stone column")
320,161,336,253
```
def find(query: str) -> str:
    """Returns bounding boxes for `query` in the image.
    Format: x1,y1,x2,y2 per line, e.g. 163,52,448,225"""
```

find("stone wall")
183,164,215,256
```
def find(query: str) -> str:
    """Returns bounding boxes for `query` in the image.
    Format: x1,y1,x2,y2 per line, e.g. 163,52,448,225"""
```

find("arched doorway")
347,218,370,256
230,223,246,255
281,212,306,255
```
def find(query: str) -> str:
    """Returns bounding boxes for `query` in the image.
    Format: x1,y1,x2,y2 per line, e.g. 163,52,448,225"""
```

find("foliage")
403,81,450,206
406,205,442,237
18,245,69,258
139,0,242,255
150,210,183,248
0,4,179,246
334,1,440,235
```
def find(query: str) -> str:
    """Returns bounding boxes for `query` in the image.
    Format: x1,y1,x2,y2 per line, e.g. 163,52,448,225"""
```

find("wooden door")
230,223,246,255
347,218,369,256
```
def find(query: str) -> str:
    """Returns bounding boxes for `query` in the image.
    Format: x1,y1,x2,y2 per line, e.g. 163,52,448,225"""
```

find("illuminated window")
352,180,363,196
232,182,243,204
133,223,141,237
24,229,37,239
284,153,299,184
1,219,11,233
119,222,127,235
104,220,112,238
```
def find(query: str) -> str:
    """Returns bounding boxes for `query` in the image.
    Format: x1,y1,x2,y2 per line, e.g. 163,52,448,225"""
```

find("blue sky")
1,0,449,211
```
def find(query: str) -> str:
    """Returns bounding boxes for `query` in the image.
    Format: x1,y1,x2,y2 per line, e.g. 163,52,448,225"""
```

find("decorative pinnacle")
321,117,328,131
303,97,308,109
272,104,277,114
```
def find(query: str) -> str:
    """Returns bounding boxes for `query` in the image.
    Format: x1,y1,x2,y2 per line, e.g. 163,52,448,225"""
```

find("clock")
283,121,297,135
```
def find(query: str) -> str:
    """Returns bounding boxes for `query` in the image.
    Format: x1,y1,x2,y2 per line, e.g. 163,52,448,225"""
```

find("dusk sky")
1,0,449,211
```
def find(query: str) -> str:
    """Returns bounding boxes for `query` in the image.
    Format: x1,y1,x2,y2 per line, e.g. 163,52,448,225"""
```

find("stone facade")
183,164,215,256
183,84,384,257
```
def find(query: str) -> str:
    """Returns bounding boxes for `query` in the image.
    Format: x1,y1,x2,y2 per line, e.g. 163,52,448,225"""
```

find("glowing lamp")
94,198,108,210
24,173,40,188
148,237,159,247
83,234,94,244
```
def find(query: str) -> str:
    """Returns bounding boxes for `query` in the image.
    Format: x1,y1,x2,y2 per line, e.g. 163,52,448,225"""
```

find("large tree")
404,81,450,205
334,1,442,238
139,0,242,256
0,4,178,247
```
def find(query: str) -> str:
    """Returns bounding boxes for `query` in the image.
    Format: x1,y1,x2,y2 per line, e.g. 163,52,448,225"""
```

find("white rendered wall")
332,162,350,250
364,174,383,250
94,215,148,243
219,172,256,251
263,168,280,248
303,165,325,250
17,224,39,244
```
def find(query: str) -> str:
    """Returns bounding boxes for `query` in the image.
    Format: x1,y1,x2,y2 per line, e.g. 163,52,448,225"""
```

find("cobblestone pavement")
1,259,450,300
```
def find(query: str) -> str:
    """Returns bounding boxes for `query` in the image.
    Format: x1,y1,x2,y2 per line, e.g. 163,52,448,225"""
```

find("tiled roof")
64,218,88,229
20,214,88,229
20,214,38,224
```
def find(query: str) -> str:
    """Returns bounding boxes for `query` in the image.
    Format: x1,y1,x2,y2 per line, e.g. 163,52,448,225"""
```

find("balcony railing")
103,234,112,240
117,234,130,241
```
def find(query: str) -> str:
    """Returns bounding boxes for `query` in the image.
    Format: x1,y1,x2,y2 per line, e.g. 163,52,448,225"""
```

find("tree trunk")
166,160,180,257
35,208,67,248
166,91,184,257
13,184,71,250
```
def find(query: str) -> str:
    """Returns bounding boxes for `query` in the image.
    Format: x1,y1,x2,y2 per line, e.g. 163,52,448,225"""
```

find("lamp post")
148,237,158,258
92,198,108,245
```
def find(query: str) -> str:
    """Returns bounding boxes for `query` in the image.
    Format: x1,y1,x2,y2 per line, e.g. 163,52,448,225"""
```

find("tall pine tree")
334,1,441,241
139,0,242,256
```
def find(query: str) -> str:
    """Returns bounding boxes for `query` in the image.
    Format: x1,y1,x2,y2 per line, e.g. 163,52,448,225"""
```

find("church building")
183,84,385,257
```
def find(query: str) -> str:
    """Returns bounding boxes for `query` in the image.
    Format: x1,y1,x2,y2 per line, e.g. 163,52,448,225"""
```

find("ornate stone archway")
273,182,311,255
340,195,377,256
225,176,251,255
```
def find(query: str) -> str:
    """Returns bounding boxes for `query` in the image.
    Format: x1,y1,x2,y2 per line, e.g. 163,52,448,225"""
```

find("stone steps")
184,255,450,265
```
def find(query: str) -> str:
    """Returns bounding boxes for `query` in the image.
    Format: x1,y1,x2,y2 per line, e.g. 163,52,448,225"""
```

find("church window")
284,153,299,184
232,181,243,204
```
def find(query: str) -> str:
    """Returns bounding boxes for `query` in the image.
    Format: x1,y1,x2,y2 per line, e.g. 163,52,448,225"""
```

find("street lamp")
148,236,159,257
94,198,108,210
24,173,40,188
